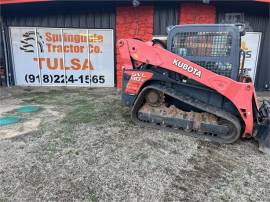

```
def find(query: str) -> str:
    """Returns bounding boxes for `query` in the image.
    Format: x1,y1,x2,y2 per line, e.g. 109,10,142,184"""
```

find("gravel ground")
0,87,269,201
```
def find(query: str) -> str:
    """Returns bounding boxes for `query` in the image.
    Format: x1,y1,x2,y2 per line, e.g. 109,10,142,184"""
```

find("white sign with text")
10,27,114,86
241,32,262,81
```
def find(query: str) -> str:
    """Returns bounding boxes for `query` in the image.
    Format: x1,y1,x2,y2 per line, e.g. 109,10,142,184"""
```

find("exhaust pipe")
255,101,270,155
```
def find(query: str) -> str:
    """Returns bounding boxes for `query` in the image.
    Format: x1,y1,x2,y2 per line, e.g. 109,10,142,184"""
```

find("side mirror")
166,25,174,35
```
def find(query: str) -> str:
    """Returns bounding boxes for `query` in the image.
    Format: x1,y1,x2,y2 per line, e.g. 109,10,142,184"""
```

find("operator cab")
166,24,246,81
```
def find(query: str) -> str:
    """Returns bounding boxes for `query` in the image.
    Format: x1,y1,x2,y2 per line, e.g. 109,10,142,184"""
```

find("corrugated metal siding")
2,2,115,28
153,3,179,36
216,2,269,91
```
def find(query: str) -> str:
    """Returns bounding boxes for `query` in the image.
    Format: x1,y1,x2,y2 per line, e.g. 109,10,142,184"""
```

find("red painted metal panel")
255,0,270,3
0,0,51,4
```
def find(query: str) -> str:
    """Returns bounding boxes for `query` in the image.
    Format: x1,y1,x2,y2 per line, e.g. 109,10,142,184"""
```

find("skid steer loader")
118,24,270,154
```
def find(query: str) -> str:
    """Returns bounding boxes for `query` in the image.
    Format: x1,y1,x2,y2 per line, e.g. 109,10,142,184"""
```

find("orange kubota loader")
118,24,270,154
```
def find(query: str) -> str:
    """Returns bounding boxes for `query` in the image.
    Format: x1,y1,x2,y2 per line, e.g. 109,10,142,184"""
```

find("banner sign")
9,27,114,86
241,32,262,81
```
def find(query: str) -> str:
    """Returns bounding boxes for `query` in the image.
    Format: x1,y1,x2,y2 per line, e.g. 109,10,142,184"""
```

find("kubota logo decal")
173,59,201,78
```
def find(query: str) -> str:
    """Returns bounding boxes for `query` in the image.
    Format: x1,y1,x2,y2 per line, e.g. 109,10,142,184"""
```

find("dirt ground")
0,87,269,201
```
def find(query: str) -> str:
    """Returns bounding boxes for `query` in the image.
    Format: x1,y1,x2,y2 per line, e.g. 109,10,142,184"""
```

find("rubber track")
131,84,242,144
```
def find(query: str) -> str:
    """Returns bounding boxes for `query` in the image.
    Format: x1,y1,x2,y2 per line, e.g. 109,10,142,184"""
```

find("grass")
18,88,132,127
62,96,132,126
1,87,270,201
14,88,132,161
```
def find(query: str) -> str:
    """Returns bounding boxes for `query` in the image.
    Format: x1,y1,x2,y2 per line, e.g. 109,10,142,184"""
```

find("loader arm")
118,38,258,138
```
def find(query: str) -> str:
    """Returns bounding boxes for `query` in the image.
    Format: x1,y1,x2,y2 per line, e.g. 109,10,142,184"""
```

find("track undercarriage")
132,84,242,144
